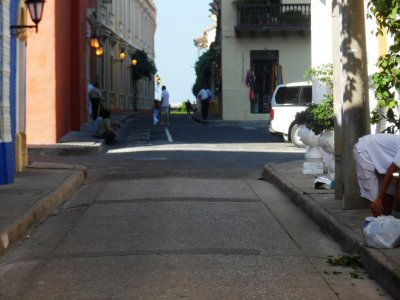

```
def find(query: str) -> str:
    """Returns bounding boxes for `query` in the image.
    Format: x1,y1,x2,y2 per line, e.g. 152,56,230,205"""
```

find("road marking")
242,126,257,130
134,157,167,161
165,127,173,143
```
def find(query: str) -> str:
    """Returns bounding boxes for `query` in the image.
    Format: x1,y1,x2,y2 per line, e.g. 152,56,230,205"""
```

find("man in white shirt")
353,133,400,216
160,86,170,125
197,87,212,120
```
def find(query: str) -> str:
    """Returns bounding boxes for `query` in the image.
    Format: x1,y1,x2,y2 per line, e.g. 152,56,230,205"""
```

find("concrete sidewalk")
263,160,400,299
0,162,87,256
1,113,131,256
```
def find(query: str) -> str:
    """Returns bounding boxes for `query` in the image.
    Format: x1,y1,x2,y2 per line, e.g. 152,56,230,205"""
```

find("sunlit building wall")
93,0,156,111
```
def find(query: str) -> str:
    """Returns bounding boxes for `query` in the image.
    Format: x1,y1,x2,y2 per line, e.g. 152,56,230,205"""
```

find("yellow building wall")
220,0,311,121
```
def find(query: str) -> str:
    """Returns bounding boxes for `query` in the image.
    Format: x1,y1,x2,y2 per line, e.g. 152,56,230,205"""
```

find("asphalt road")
0,114,391,299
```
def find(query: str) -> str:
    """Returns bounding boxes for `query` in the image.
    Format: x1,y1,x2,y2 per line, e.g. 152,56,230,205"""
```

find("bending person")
353,133,400,216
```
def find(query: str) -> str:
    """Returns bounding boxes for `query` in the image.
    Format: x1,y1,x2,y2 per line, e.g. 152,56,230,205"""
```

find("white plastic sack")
363,216,400,249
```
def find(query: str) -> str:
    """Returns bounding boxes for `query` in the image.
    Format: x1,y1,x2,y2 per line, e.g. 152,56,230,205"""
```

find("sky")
154,0,215,105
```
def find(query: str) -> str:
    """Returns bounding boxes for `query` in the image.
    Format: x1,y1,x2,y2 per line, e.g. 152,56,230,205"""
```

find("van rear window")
275,87,301,105
299,86,312,105
275,86,312,105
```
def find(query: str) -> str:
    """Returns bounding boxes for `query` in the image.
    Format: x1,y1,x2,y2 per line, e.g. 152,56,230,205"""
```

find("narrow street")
0,114,391,299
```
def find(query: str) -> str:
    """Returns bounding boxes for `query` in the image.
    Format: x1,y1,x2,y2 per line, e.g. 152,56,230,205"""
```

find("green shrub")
295,95,334,135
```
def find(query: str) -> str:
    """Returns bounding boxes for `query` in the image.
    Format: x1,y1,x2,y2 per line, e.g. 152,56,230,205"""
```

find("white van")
268,82,312,147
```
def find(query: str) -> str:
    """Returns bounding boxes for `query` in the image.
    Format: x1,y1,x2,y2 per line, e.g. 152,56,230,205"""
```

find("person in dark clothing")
185,100,192,114
95,109,117,145
89,82,102,120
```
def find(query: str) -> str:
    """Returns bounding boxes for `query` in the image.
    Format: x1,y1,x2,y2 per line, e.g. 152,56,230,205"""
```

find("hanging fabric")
246,69,257,102
272,63,283,91
245,69,255,88
250,88,257,100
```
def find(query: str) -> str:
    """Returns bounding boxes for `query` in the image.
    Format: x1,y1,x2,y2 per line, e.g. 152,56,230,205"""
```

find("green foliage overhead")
371,108,400,133
192,49,215,97
131,50,157,82
367,1,400,132
303,63,333,89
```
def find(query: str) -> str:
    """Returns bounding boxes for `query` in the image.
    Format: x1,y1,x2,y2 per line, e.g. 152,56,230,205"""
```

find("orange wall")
26,0,88,144
26,0,58,144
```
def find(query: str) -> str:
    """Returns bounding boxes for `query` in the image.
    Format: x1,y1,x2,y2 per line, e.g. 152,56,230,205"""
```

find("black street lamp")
10,0,46,34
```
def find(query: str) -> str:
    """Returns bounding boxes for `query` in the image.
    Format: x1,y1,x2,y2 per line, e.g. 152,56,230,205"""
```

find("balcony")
235,4,311,37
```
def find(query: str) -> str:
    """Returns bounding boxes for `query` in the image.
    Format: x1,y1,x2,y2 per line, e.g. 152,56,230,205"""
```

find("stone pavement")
0,112,399,298
263,160,400,299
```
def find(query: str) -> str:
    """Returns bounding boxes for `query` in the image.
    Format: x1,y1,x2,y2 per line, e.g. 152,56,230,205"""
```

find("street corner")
28,161,88,178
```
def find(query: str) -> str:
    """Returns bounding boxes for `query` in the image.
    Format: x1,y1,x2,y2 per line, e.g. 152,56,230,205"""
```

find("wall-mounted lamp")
95,44,104,56
131,58,138,66
114,50,127,63
155,74,161,87
90,33,100,48
10,0,46,34
119,50,126,60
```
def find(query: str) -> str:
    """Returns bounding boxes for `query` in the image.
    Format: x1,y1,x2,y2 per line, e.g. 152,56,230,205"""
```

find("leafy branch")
130,50,157,82
192,49,215,96
367,1,400,132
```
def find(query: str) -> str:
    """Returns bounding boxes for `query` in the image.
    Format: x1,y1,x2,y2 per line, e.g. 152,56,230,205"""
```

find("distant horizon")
154,0,214,105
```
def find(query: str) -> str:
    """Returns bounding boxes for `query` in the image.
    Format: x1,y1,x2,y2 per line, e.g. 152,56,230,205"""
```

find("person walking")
153,99,161,126
197,87,212,120
160,86,170,125
89,82,102,121
185,99,192,114
87,82,93,119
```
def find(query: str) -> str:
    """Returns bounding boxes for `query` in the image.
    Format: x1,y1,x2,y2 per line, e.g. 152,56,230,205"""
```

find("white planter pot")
298,125,324,175
319,130,335,180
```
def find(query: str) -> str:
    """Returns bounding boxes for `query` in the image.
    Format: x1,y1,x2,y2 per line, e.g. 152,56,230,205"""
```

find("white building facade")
91,0,156,111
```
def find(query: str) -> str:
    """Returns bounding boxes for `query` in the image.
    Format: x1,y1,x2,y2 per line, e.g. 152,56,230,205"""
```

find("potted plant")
294,95,333,136
295,63,334,136
295,64,334,176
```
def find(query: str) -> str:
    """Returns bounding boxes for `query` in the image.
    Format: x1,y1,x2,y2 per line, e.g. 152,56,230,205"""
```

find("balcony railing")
235,4,311,36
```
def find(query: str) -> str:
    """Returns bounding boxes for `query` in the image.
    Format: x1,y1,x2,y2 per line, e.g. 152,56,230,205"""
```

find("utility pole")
341,0,371,209
332,0,343,200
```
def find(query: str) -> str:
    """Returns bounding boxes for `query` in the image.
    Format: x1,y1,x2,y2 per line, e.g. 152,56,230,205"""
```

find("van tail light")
270,108,274,121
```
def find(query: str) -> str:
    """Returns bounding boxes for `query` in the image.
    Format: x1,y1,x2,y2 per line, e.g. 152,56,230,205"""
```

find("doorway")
250,50,279,114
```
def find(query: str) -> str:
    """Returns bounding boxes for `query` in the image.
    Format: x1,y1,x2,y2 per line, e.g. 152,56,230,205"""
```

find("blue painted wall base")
0,142,14,184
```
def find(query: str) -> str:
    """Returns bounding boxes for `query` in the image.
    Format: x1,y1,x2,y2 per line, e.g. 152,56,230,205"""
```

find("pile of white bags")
363,216,400,249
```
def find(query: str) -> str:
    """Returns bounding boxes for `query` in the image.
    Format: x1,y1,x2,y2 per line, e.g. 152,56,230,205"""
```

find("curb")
28,141,104,156
263,163,400,299
0,166,87,257
191,115,210,124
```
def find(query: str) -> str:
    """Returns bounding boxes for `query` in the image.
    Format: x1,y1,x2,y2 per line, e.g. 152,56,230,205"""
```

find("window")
274,87,301,105
299,86,312,105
